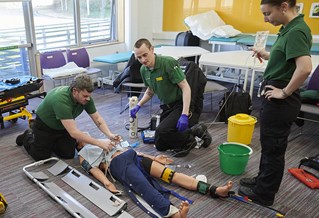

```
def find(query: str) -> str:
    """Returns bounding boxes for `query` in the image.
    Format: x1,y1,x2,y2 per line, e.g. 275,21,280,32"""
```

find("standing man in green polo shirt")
16,74,119,161
130,38,211,157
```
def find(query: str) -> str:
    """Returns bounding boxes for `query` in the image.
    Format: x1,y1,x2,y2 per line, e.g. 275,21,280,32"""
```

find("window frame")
0,0,124,78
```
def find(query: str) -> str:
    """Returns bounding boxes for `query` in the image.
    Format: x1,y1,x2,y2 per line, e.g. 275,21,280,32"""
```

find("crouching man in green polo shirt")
131,38,212,157
16,74,120,161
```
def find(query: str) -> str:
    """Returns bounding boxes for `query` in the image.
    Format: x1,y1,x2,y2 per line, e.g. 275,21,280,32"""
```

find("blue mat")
311,43,319,54
237,35,278,47
93,51,133,64
0,76,39,92
208,34,249,43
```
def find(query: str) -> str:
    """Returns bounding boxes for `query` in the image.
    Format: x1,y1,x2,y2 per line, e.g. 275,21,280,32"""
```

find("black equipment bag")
299,153,319,171
218,85,252,122
175,31,200,62
175,31,200,46
287,153,319,189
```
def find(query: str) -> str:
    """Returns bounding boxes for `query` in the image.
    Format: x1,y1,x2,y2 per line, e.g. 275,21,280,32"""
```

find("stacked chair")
66,47,102,82
40,48,101,91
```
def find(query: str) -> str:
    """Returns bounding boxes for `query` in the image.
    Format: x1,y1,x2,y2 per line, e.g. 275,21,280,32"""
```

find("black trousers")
253,80,301,200
25,116,76,161
154,101,200,151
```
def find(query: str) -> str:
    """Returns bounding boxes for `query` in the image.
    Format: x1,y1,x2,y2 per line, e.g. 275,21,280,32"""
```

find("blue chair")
40,50,78,90
40,50,66,69
66,47,102,82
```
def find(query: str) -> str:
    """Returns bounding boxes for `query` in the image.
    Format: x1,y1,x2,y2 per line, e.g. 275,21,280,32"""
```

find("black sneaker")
238,186,274,206
240,177,257,187
201,131,212,148
191,124,212,148
191,123,207,137
16,129,33,146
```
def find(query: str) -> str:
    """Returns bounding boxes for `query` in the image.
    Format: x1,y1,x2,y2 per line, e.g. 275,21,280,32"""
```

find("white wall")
88,0,175,59
124,0,167,49
151,0,177,46
87,1,319,60
88,0,158,70
124,0,175,48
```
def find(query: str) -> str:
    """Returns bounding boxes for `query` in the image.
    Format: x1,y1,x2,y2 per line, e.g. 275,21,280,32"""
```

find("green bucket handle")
218,142,253,157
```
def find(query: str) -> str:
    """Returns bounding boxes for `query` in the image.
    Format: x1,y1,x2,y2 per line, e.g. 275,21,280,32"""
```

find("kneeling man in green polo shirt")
16,74,120,161
131,38,212,157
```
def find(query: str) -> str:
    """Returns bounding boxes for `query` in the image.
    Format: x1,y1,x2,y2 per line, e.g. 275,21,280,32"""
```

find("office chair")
114,53,147,113
299,65,319,122
290,65,319,140
66,47,102,82
307,65,319,91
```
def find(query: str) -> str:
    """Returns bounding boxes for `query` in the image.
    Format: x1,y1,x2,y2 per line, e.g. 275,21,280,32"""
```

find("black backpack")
218,85,252,122
113,53,143,97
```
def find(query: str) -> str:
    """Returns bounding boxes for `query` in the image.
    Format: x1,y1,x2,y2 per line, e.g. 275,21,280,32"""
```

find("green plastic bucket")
218,142,253,175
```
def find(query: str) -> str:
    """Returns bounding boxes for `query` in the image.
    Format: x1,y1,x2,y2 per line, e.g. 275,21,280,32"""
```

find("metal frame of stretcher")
23,157,132,218
0,78,46,129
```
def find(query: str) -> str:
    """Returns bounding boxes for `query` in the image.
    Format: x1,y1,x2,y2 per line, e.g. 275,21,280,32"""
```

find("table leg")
243,69,249,92
249,69,256,98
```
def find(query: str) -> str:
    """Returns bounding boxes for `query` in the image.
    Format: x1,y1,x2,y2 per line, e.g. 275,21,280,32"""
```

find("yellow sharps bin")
227,114,257,145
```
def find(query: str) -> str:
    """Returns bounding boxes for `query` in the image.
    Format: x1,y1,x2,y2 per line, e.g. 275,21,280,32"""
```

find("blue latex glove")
130,105,141,118
176,114,189,132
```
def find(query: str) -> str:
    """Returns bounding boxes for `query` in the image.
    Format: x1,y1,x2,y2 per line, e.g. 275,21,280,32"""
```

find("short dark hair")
134,38,152,49
70,74,94,93
261,0,296,7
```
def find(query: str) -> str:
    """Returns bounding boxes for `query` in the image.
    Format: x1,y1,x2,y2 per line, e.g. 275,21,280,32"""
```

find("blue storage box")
141,130,155,144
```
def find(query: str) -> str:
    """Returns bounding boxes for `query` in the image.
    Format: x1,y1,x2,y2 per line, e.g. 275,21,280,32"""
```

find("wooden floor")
1,86,319,218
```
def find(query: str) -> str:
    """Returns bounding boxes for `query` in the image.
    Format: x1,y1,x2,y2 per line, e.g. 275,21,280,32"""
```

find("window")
0,1,31,79
0,0,123,79
33,0,76,50
79,0,115,44
33,0,118,51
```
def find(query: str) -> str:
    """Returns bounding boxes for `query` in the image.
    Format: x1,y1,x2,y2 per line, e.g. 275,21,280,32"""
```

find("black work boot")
201,130,212,148
16,129,33,146
191,123,207,137
191,124,212,148
239,177,257,187
238,186,274,206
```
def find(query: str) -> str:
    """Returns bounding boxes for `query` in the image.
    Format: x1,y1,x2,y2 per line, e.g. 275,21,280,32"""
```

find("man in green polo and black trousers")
130,38,211,157
16,74,120,161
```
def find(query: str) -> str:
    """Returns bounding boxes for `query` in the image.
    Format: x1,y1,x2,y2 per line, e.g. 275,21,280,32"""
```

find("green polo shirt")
36,86,96,130
264,14,312,81
140,55,185,105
